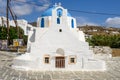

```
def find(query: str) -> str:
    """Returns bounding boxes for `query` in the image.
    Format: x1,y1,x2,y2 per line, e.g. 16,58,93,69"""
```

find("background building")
0,16,32,35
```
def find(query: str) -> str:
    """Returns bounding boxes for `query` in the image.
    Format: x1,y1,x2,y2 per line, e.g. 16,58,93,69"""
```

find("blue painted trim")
57,18,60,24
71,19,74,28
41,18,44,28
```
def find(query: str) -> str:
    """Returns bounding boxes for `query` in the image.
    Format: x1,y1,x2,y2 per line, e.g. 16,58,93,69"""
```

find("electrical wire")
68,9,120,16
9,2,17,19
10,0,22,19
12,0,120,16
13,0,50,7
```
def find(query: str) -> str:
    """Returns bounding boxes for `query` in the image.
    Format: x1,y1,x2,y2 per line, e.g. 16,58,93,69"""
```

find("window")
71,19,74,28
69,55,76,64
45,57,49,64
59,29,62,32
57,18,60,24
41,18,44,28
57,8,63,17
44,55,50,64
70,58,75,63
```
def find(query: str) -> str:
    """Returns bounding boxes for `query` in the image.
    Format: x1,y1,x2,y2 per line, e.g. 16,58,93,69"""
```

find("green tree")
9,26,18,39
110,35,120,48
0,26,28,45
0,26,7,40
23,35,28,45
87,34,120,48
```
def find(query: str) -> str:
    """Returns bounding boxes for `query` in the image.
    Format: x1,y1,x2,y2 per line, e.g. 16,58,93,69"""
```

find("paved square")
0,51,120,80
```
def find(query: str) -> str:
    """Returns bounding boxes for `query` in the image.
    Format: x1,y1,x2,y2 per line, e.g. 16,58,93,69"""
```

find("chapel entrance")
55,57,65,68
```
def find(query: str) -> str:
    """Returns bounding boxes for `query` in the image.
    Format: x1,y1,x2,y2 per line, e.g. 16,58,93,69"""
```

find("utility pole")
6,0,19,51
9,7,19,39
6,0,10,46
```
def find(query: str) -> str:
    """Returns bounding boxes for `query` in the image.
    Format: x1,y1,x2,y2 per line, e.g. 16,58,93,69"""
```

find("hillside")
78,25,120,35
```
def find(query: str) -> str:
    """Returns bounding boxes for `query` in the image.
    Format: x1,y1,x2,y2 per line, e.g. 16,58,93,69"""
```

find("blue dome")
41,7,71,17
41,7,54,17
67,13,71,17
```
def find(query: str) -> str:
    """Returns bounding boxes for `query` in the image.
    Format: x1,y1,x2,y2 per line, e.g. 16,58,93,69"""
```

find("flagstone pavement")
0,51,120,80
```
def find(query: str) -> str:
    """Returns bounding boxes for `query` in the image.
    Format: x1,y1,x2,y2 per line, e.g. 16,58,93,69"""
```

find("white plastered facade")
12,4,106,71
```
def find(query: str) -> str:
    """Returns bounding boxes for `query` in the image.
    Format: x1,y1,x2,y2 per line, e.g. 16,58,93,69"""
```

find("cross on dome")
58,2,61,6
54,3,57,7
53,2,62,7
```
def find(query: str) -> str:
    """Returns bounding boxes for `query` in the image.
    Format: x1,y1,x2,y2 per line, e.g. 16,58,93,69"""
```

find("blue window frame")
57,8,63,17
57,18,60,24
41,18,44,28
71,19,74,28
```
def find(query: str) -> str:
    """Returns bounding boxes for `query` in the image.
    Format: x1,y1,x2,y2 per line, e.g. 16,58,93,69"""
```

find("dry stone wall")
90,46,112,59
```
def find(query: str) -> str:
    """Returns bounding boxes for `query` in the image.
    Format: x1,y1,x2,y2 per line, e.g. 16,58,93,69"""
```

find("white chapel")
12,3,106,71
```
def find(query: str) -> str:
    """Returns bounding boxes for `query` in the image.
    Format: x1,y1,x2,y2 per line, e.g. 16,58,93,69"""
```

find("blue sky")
0,0,120,27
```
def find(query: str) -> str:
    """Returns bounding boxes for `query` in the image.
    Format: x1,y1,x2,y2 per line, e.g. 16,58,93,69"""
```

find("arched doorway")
55,48,65,68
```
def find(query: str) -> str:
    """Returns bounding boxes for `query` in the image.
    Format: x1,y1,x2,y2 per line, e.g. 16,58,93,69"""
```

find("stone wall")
0,40,8,50
90,46,112,59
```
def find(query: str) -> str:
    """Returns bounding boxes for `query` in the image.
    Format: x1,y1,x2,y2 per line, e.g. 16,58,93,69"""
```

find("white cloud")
12,4,32,16
36,0,50,11
36,4,50,11
76,17,98,26
0,0,51,16
39,0,50,3
13,0,51,15
14,0,27,2
0,0,32,16
105,17,120,27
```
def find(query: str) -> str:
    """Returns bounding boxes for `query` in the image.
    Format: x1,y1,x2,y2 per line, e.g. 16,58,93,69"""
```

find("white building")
10,19,30,35
0,16,8,27
0,16,31,35
12,3,106,71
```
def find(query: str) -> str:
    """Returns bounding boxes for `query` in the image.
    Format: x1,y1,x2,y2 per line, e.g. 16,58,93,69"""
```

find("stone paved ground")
0,51,120,80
